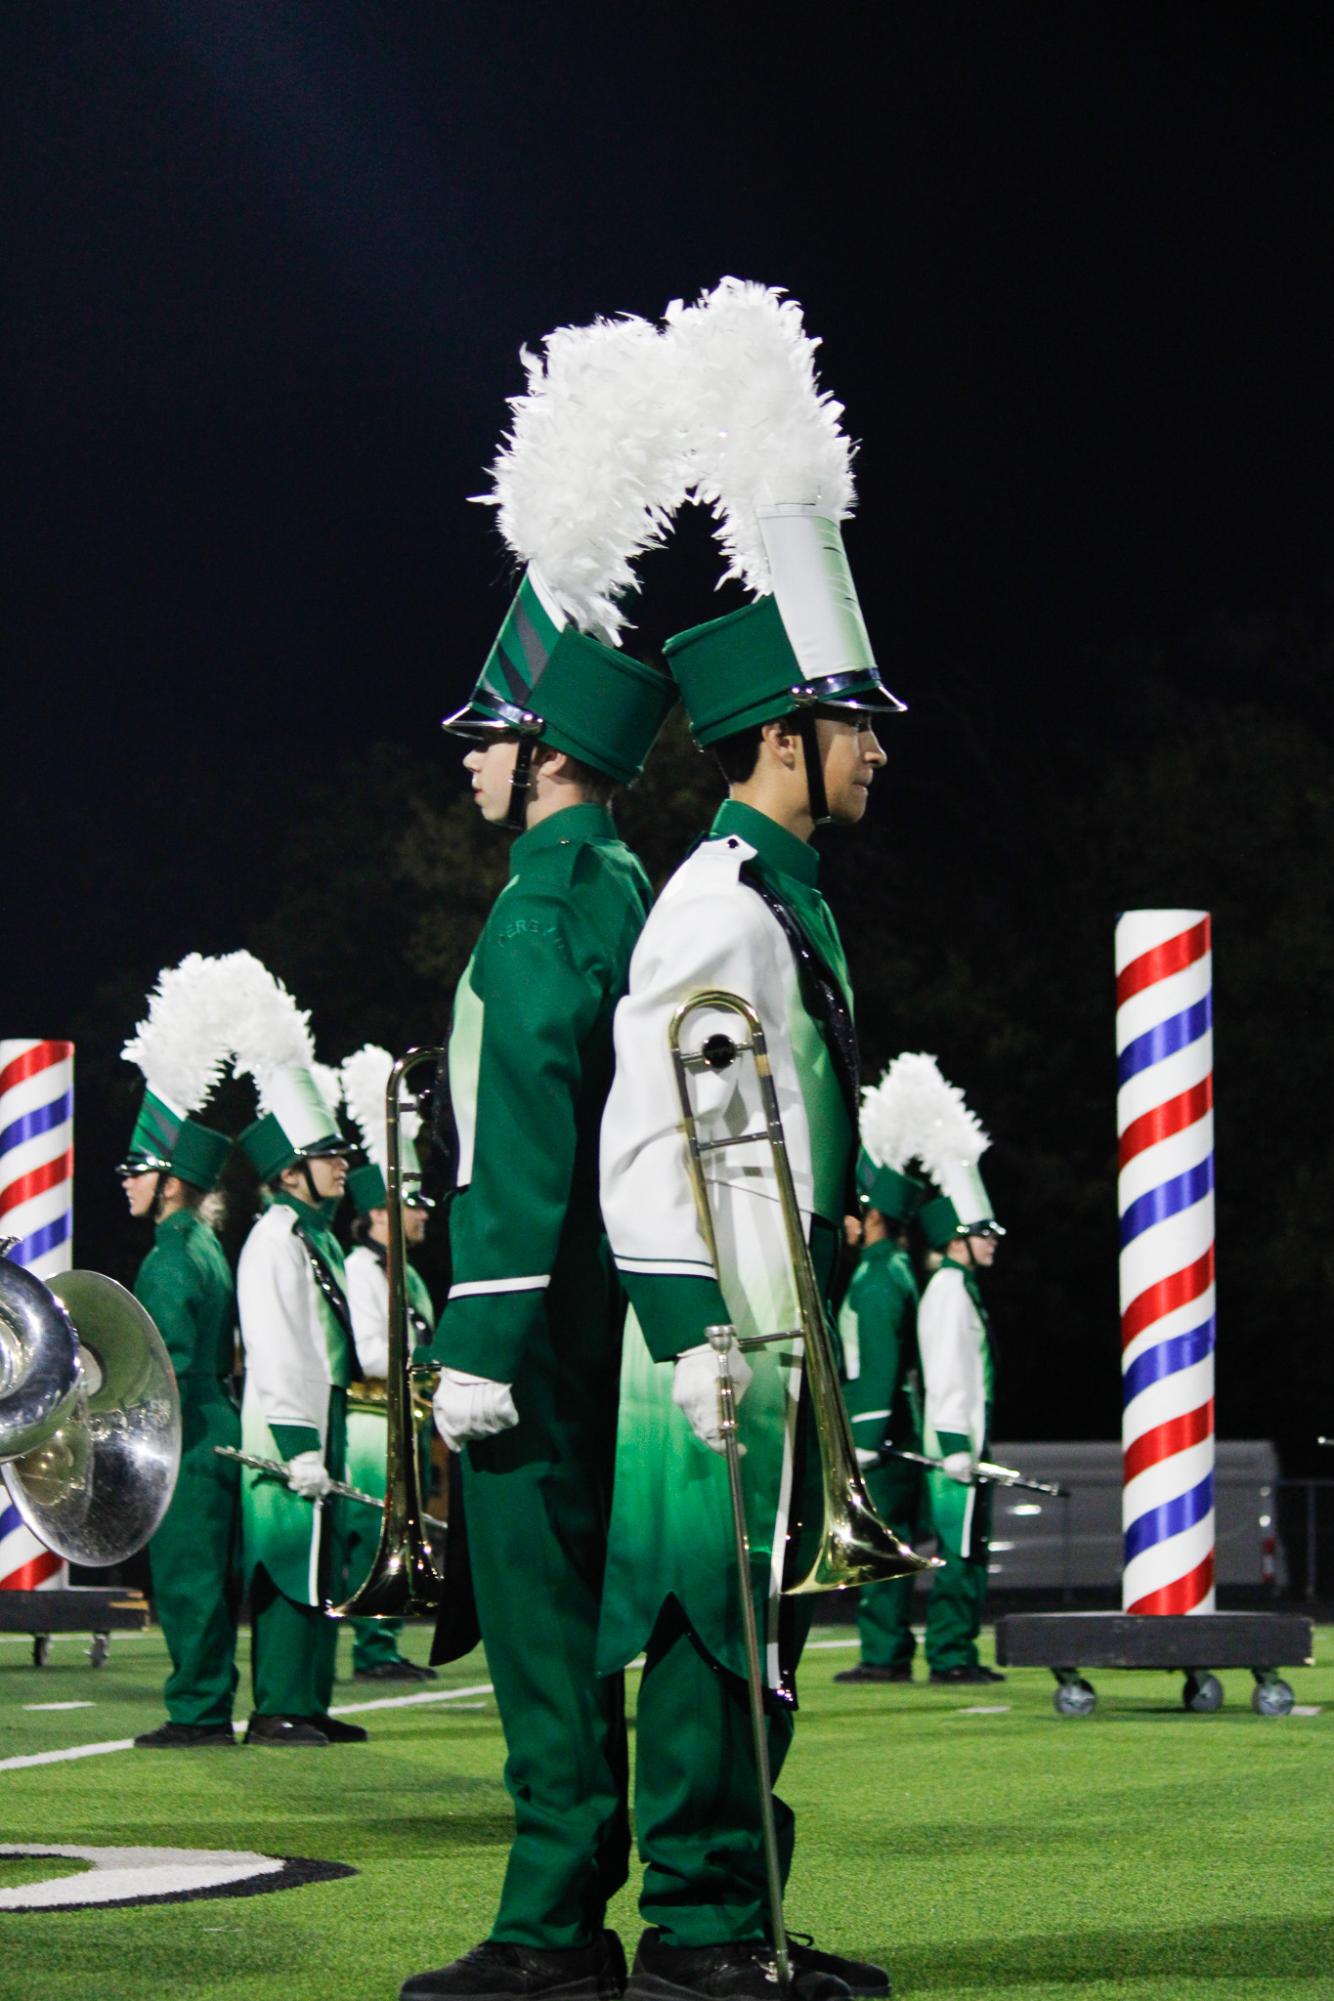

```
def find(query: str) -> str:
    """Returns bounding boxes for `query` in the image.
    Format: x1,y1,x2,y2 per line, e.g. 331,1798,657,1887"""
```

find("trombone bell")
0,1262,181,1567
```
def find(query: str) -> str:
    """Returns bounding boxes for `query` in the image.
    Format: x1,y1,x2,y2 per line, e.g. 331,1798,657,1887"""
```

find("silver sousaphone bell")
0,1244,181,1565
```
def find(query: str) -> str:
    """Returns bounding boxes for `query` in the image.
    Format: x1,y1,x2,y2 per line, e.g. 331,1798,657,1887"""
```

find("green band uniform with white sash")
599,798,857,1946
838,1239,923,1672
237,1192,353,1717
919,1255,995,1672
431,800,651,1949
134,1205,241,1727
344,1237,435,1669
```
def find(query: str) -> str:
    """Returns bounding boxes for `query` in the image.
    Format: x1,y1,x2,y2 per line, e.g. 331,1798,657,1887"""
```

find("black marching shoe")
928,1664,1006,1685
309,1713,369,1742
787,1936,890,1997
244,1713,329,1746
354,1658,439,1681
832,1663,912,1685
627,1930,850,2001
400,1931,627,2001
133,1721,238,1749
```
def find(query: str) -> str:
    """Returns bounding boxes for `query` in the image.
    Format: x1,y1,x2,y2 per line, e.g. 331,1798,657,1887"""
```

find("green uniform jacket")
838,1240,922,1460
431,802,651,1382
599,802,856,1694
237,1194,354,1605
133,1204,240,1540
919,1257,995,1561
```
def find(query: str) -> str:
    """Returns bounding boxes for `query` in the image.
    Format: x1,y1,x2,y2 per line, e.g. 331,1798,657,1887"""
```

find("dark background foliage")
4,4,1332,1465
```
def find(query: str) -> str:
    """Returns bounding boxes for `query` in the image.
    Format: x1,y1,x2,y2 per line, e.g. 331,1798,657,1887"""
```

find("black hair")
712,717,785,785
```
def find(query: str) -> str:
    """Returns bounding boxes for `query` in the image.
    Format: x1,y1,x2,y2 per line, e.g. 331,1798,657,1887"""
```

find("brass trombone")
669,990,942,1595
330,1045,445,1618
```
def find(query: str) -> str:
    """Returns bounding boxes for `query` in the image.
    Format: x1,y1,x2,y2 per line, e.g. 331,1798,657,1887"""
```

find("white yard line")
0,1681,495,1773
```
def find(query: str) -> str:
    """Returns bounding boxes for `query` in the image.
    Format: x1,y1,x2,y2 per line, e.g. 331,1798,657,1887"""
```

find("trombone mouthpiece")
705,1323,738,1355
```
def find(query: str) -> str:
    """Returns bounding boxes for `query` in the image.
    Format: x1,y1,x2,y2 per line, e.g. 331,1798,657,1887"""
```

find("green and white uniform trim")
236,1194,353,1606
599,799,856,1693
918,1256,995,1561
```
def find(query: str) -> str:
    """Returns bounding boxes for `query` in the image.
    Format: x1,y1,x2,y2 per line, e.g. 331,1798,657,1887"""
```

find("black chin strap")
504,736,539,832
795,709,830,826
150,1170,168,1223
299,1159,322,1206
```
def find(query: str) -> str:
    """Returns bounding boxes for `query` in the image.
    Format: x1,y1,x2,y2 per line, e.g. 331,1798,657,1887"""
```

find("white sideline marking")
24,1702,94,1712
1291,1705,1322,1717
0,1681,495,1773
955,1703,1011,1715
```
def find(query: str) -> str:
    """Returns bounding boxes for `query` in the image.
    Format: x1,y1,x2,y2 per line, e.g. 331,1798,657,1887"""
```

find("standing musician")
598,281,912,2001
834,1127,928,1687
399,309,678,2001
234,971,365,1747
119,955,240,1749
340,1042,438,1682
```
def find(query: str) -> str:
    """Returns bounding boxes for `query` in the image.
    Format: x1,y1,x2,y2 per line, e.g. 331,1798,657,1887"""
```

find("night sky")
5,6,1334,1462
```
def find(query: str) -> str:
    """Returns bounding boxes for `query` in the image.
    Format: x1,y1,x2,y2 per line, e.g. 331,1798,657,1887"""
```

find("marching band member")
598,281,913,2001
910,1059,1006,1685
119,954,241,1749
834,1063,929,1685
233,964,362,1746
399,310,679,2001
339,1042,437,1681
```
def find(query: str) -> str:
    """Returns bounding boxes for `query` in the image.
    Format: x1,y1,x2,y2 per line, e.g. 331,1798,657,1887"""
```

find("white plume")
121,953,232,1114
310,1062,343,1121
665,277,857,595
876,1052,990,1186
478,312,689,646
337,1043,422,1174
226,957,316,1117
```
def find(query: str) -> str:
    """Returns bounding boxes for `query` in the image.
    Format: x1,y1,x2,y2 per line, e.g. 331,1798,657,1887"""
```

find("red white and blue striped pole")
1,1038,75,1592
1116,914,1216,1616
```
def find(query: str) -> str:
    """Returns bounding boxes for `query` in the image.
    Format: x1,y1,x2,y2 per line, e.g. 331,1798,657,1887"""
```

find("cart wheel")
87,1633,110,1669
32,1634,50,1669
1251,1675,1294,1717
1183,1671,1223,1712
1053,1674,1096,1717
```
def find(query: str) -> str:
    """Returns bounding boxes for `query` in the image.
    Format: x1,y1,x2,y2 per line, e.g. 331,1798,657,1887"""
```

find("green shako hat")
340,1043,432,1214
662,280,905,748
857,1061,929,1225
443,312,684,796
119,953,235,1191
230,959,347,1181
886,1051,1003,1248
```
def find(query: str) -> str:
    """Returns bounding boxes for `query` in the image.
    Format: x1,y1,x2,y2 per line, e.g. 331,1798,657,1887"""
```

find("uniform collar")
155,1206,196,1244
273,1189,336,1234
512,800,616,865
711,799,820,888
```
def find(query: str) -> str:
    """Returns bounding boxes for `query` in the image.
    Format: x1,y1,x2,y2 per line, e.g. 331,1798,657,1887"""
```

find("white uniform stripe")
447,1275,550,1300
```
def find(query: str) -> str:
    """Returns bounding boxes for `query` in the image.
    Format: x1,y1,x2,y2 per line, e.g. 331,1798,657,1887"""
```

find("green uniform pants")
149,1382,242,1727
853,1464,920,1671
250,1398,348,1717
923,1551,990,1671
462,1275,628,1950
632,1597,815,1947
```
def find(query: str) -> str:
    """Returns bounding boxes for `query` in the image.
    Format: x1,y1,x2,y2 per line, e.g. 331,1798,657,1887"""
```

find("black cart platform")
994,1610,1315,1716
0,1587,151,1668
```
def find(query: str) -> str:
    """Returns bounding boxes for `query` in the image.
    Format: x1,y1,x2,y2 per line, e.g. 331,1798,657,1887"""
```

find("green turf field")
1,1622,1330,2001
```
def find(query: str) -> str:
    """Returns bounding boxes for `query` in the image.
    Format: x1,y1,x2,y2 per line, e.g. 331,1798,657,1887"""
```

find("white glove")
941,1450,976,1485
286,1449,332,1499
433,1368,519,1452
855,1446,881,1471
673,1341,754,1455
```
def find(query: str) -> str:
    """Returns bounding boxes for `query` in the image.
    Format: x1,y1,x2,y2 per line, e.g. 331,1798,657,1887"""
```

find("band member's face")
121,1171,161,1219
816,713,887,823
967,1233,998,1267
305,1154,349,1201
463,737,520,823
402,1204,428,1246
